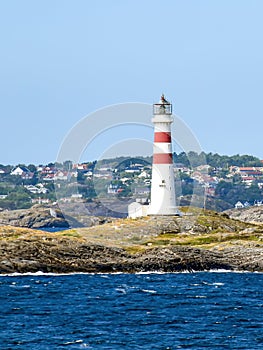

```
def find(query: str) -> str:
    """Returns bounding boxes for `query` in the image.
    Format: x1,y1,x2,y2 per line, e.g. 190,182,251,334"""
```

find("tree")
27,164,37,172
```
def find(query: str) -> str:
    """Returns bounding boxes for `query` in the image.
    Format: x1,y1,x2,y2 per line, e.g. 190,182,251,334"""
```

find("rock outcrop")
225,206,263,224
0,205,113,229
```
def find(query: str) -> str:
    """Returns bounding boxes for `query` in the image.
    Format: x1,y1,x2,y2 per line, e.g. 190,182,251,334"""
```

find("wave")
1,269,262,277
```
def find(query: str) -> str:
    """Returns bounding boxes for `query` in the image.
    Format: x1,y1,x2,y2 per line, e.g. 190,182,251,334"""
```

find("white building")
11,166,30,176
147,95,180,216
128,202,149,219
128,95,180,218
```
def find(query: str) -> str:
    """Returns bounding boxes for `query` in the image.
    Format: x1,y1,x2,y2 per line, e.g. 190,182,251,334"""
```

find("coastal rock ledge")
0,240,262,274
0,209,262,273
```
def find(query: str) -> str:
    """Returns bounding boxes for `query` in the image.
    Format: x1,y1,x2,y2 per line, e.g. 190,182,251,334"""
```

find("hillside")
0,208,262,274
1,152,263,212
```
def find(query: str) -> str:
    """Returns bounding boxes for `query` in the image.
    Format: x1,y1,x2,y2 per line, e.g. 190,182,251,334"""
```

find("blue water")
36,227,69,232
0,272,262,349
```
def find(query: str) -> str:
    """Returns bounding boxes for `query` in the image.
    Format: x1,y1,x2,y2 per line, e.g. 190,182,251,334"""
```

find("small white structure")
235,201,244,209
107,184,118,194
71,194,83,199
128,202,149,219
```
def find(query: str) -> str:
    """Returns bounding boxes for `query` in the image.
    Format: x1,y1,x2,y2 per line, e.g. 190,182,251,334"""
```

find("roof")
12,166,30,173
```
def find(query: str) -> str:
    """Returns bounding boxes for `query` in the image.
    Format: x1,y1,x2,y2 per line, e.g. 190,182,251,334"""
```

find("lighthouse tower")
147,95,179,216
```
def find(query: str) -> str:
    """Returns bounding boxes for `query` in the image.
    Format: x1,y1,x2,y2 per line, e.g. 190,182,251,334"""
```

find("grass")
143,231,263,249
60,232,82,238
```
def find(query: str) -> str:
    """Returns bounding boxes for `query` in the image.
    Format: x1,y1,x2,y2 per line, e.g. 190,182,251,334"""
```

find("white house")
53,171,70,181
31,198,50,204
11,166,30,176
235,201,244,209
107,184,119,194
134,187,150,195
71,194,83,199
24,184,48,194
138,170,150,179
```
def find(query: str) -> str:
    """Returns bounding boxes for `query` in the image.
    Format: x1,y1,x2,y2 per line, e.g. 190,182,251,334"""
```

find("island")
0,206,262,274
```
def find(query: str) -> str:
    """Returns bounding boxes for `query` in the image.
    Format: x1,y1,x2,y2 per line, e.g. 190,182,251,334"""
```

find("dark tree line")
173,152,262,168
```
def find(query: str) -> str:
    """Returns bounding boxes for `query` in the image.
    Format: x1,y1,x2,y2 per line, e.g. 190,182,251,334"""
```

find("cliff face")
0,206,69,228
0,209,262,274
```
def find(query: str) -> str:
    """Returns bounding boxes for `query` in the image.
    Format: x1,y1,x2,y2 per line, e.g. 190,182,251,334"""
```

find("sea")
0,272,262,349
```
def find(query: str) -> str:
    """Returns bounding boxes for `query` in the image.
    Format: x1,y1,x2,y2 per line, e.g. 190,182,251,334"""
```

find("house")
53,171,70,181
134,187,150,195
230,166,263,178
31,198,50,204
107,184,119,194
125,168,141,174
42,173,55,181
138,170,150,179
21,172,34,180
241,176,254,187
11,166,30,176
72,163,88,170
71,194,83,199
235,201,244,209
93,170,112,179
24,184,48,194
125,166,141,173
40,166,57,174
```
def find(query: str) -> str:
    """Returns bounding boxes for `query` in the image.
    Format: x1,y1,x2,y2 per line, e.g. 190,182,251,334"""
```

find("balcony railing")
153,103,172,115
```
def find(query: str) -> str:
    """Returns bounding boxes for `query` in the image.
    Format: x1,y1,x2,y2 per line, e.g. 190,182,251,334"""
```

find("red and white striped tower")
148,94,179,215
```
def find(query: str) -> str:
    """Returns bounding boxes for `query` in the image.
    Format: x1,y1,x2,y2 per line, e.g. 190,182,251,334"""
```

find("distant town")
1,151,263,212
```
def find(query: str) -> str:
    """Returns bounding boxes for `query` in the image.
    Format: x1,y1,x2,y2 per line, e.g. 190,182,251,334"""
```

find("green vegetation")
174,152,262,168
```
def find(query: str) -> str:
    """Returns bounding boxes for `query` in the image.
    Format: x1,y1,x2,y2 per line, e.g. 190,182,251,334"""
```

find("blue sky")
1,0,263,165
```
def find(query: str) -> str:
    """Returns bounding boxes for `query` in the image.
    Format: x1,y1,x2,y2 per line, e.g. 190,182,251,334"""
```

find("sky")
1,0,263,165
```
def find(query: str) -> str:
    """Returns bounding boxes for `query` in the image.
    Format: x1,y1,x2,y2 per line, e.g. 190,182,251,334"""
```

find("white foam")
142,289,157,294
0,269,262,277
63,339,83,345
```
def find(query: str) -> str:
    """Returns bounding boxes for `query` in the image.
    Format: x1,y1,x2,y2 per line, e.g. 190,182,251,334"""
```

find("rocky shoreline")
1,242,262,274
0,208,262,274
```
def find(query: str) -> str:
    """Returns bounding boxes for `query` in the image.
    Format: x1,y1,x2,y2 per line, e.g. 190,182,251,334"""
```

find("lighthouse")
147,94,179,215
